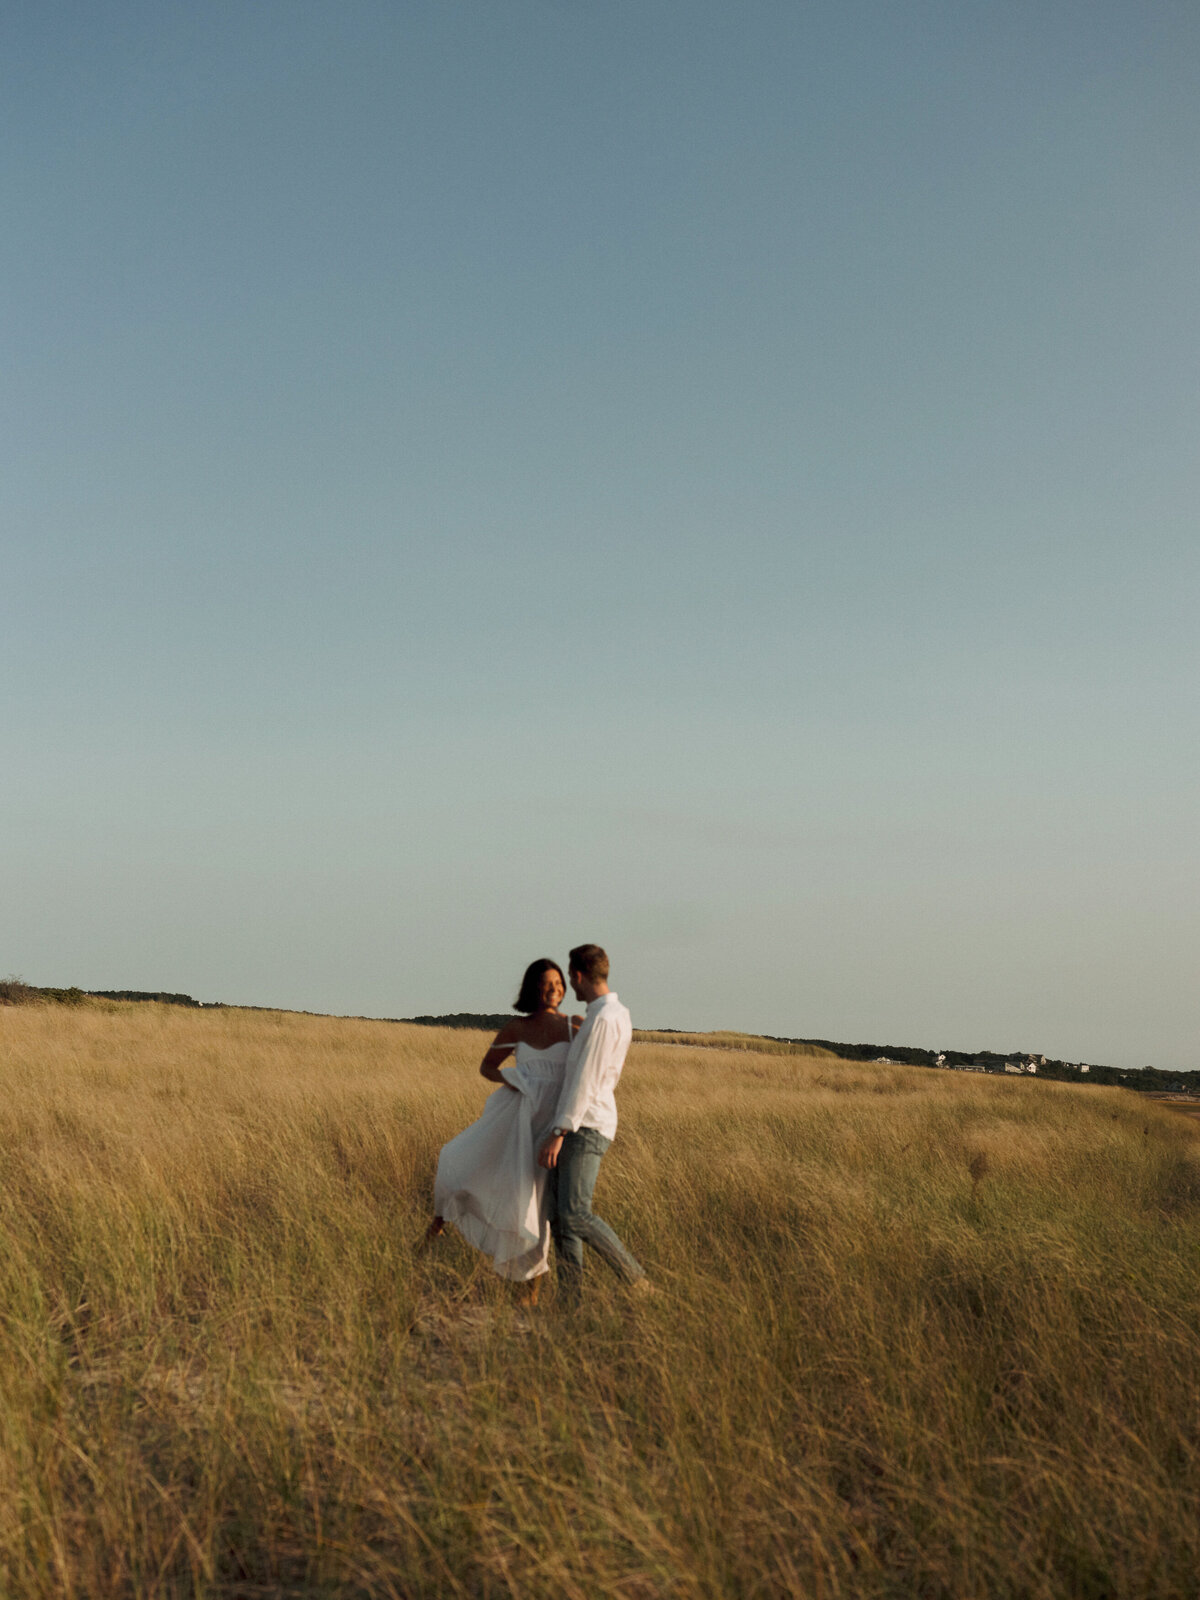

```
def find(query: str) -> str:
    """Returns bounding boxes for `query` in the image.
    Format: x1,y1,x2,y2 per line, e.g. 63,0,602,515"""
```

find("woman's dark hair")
513,958,566,1015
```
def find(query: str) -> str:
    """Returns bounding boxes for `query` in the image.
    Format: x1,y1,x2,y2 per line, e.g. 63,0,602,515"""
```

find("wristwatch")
551,1126,568,1139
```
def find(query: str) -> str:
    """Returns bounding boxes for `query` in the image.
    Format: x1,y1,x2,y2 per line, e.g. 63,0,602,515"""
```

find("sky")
3,0,1197,1068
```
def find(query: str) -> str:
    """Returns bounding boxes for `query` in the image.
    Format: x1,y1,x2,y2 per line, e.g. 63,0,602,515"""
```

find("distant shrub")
0,978,86,1006
41,986,87,1005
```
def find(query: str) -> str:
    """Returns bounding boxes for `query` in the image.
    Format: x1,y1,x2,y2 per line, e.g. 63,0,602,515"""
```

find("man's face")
568,968,586,1000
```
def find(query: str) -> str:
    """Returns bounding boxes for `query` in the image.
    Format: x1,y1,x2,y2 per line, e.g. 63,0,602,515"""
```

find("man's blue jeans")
548,1127,644,1291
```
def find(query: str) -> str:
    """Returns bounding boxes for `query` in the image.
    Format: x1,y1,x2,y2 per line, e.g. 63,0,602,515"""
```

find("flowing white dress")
433,1036,570,1281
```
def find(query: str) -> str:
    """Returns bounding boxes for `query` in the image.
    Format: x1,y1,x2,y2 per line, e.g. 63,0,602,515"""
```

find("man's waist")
558,1122,616,1143
556,1110,618,1136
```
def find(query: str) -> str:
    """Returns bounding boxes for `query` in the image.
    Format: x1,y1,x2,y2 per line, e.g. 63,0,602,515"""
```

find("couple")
430,944,647,1303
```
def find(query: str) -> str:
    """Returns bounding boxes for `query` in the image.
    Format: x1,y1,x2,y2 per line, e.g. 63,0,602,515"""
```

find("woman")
429,959,578,1294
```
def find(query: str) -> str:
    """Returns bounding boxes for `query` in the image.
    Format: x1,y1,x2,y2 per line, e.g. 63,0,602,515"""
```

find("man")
537,944,649,1297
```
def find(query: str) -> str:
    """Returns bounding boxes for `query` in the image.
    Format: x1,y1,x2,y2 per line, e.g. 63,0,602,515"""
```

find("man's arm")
536,1014,620,1169
551,1013,614,1133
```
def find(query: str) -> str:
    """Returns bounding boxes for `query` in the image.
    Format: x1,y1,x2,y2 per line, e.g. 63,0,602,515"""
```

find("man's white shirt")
553,991,632,1140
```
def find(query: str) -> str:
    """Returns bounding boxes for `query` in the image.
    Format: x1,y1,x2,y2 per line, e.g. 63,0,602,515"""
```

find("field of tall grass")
0,1000,1196,1598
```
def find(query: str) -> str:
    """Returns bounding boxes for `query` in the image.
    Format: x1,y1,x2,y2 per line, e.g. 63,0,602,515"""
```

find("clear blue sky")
3,1,1197,1068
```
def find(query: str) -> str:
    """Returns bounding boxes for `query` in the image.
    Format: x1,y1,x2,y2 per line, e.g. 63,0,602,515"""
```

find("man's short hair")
569,944,609,984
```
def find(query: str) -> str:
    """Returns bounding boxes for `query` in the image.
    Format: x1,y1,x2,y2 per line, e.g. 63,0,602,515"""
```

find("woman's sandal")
417,1216,446,1254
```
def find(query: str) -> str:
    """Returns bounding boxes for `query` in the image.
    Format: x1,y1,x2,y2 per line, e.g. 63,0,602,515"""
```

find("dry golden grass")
0,1000,1197,1598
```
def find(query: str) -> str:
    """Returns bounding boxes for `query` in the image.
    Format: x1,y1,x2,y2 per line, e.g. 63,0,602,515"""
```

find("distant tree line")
0,982,211,1009
90,990,206,1007
783,1037,937,1067
740,1036,1199,1092
403,1013,514,1031
0,979,89,1006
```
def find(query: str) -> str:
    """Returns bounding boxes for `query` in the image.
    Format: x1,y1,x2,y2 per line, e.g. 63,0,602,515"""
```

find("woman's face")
538,968,565,1011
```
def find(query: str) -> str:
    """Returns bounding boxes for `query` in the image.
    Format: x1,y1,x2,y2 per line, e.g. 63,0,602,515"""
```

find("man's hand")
538,1134,564,1170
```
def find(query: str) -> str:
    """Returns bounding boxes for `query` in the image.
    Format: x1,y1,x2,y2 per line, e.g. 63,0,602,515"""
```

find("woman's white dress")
433,1037,569,1281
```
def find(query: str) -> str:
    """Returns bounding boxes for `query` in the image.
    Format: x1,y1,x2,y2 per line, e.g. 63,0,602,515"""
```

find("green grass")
0,1000,1196,1597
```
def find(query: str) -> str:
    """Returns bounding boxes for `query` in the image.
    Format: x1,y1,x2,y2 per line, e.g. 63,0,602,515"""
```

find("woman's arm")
479,1023,521,1085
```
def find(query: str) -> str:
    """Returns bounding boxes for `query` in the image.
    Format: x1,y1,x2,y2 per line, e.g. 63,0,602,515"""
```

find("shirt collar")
586,991,617,1013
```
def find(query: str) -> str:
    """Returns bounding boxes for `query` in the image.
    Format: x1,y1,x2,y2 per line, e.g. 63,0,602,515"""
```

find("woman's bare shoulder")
488,1019,525,1049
